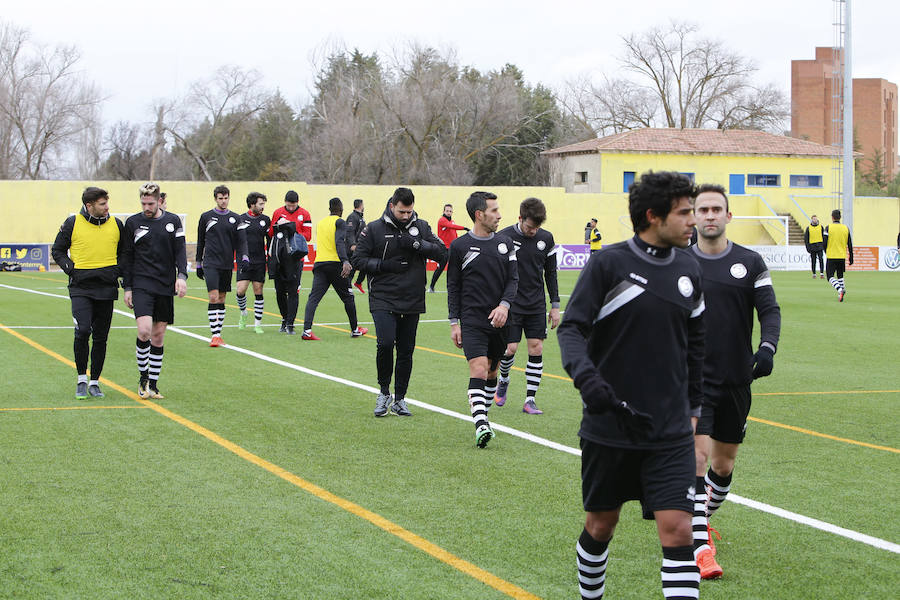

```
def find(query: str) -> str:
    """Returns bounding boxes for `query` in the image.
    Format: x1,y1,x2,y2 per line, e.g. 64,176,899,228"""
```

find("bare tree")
561,21,788,135
0,21,103,179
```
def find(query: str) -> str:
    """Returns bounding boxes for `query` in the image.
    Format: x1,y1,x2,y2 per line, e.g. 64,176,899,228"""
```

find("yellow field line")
747,416,899,453
0,405,147,412
0,321,541,600
755,390,900,396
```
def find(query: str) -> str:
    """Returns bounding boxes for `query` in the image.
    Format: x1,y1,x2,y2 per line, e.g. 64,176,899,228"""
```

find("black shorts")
205,268,233,293
507,311,547,342
580,438,695,519
696,384,752,444
132,289,175,323
236,263,266,283
825,258,845,279
460,323,508,363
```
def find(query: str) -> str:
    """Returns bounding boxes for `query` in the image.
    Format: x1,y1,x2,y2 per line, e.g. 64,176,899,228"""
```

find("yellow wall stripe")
0,322,541,600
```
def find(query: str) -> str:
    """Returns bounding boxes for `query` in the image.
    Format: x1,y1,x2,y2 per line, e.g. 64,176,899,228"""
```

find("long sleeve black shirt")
447,232,518,327
499,223,560,314
122,211,188,295
196,209,249,269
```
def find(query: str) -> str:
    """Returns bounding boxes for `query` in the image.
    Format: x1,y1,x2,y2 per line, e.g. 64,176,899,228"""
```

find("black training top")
558,236,705,449
240,211,272,266
196,209,249,270
447,231,518,328
691,241,780,387
499,223,560,314
122,211,188,296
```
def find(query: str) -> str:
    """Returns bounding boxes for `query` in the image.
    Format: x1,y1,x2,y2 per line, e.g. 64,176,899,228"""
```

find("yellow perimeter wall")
3,179,898,246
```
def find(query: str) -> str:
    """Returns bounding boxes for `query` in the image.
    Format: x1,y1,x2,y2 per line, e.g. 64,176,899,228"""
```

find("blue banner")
0,243,51,271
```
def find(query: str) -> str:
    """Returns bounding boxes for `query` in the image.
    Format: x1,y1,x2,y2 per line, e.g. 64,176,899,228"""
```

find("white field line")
2,282,897,555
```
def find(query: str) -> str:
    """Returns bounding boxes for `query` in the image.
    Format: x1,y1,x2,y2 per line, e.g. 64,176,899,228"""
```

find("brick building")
791,47,898,179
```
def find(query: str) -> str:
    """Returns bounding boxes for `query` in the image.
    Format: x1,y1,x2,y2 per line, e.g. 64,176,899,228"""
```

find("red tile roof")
542,128,847,157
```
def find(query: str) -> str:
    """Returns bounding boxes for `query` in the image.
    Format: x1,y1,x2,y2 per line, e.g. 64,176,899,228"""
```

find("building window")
789,175,823,188
680,172,695,182
576,171,588,184
747,174,780,187
623,171,635,192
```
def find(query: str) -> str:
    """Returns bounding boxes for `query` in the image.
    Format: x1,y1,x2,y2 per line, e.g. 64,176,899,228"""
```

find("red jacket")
436,215,467,248
269,205,312,241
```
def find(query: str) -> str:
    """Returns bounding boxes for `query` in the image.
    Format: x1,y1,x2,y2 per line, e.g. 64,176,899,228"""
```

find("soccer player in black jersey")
196,185,249,347
345,199,367,293
494,198,560,415
447,191,518,448
559,171,703,600
236,192,271,334
52,187,125,400
689,184,781,580
122,183,188,399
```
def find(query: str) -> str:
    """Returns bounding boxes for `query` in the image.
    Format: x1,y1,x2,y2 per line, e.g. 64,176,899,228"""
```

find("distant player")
195,185,249,346
586,218,602,254
51,187,125,399
269,190,312,289
345,198,367,294
236,192,271,334
268,216,307,334
495,197,560,415
804,214,825,279
447,191,518,448
429,204,468,293
559,171,703,600
301,197,368,340
690,183,781,580
824,209,853,301
122,183,188,399
352,187,446,417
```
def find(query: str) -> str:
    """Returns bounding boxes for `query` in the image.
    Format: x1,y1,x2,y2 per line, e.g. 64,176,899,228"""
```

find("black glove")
752,346,775,379
380,256,409,273
239,259,250,271
196,266,204,280
848,255,854,266
578,374,653,440
462,227,470,232
397,235,417,251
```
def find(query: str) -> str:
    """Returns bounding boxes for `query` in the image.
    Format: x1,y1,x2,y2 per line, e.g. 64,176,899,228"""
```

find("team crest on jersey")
165,223,175,233
229,217,236,224
677,276,693,297
536,240,546,251
276,232,284,239
498,242,509,255
259,220,266,227
730,263,747,279
409,226,419,237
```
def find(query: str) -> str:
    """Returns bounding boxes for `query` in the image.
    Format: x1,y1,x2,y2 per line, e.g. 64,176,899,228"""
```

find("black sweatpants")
429,255,448,290
303,262,358,332
71,296,114,379
372,311,420,399
274,278,300,326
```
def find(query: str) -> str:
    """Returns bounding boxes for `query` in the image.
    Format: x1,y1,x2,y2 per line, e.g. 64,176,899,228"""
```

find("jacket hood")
381,205,418,231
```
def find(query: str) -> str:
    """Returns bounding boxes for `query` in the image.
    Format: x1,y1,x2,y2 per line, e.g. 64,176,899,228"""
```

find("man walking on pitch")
690,183,781,580
345,198,367,294
353,187,446,417
429,203,468,293
447,191,518,448
824,209,854,302
269,190,312,289
559,171,703,600
52,187,125,399
196,185,249,346
495,197,560,415
122,183,188,399
268,215,307,334
301,197,368,340
586,218,602,254
236,192,271,334
804,214,826,279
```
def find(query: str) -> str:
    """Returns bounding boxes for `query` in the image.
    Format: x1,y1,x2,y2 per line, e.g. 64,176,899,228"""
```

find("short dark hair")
629,171,697,232
832,209,841,221
159,192,167,201
82,187,108,205
353,198,363,209
213,185,230,198
246,192,266,208
696,183,729,212
519,197,546,226
285,190,299,204
466,191,497,221
443,204,453,210
329,197,343,214
390,187,415,206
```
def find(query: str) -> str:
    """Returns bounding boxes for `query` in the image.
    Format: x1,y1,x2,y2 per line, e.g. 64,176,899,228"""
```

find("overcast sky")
4,0,897,129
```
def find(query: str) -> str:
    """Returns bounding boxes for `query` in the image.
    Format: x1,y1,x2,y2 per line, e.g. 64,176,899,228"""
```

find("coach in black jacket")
352,187,446,417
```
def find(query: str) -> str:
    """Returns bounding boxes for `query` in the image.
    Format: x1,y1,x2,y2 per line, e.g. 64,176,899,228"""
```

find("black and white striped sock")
661,545,700,599
254,294,264,324
705,468,732,517
576,529,609,600
136,338,151,378
207,303,218,336
484,377,497,410
236,293,247,313
498,353,514,383
148,345,163,388
467,378,488,429
837,277,845,292
217,303,227,332
525,354,543,401
692,476,710,554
